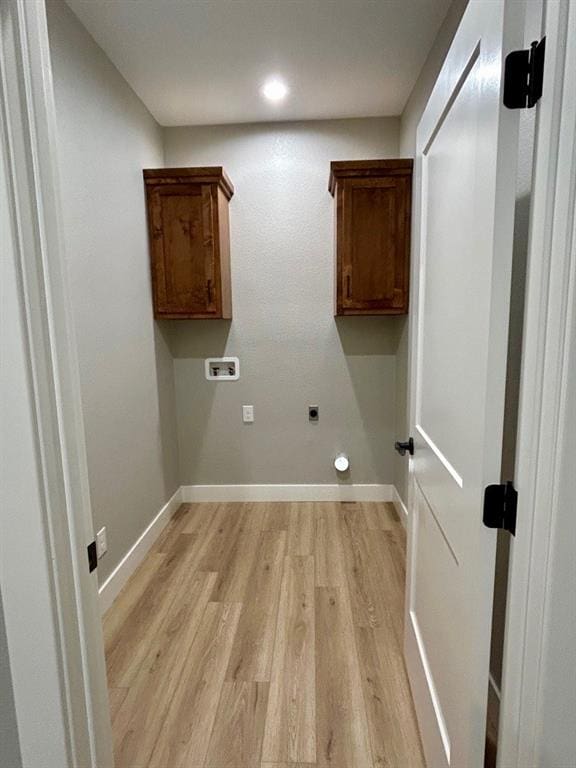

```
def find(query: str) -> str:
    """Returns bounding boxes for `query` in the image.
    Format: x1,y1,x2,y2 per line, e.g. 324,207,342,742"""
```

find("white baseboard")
98,486,182,614
181,483,395,503
393,487,409,528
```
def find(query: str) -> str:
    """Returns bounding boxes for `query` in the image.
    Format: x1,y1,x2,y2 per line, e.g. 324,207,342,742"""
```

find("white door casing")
0,1,113,765
405,1,523,765
498,0,576,764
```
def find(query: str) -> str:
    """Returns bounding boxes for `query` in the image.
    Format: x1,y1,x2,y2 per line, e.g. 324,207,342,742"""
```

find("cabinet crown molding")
143,166,234,201
329,158,413,196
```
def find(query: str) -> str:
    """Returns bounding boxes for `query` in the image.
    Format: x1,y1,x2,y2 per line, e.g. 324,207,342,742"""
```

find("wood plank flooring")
105,502,424,768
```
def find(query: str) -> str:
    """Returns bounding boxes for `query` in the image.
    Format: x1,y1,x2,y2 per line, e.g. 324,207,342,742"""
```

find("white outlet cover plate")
205,357,240,381
96,527,107,558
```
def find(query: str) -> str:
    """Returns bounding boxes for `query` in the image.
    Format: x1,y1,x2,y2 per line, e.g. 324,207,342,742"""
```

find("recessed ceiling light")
261,78,289,102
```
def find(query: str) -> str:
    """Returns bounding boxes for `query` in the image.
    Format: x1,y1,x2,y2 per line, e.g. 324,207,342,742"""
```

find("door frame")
497,0,576,764
0,0,112,766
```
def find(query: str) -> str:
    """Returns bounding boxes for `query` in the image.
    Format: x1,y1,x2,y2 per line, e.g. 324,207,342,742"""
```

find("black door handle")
395,437,414,456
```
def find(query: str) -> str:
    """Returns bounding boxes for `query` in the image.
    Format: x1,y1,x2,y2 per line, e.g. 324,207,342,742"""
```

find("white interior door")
405,1,523,765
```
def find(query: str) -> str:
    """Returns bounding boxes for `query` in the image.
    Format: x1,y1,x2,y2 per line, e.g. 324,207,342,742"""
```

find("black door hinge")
503,37,545,109
87,541,98,573
483,481,517,535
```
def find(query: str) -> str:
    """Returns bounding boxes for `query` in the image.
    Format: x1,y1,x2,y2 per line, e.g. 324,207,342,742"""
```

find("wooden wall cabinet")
329,159,413,315
143,167,234,319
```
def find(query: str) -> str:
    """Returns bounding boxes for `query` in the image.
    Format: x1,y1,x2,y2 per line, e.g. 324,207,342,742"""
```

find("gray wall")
164,118,402,485
47,0,179,583
394,0,469,503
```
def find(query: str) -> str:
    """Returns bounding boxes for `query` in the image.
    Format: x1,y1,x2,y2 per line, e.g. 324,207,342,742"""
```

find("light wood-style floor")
105,501,425,767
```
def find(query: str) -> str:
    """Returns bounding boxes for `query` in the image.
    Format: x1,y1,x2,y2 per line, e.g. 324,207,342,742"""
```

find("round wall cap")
334,454,350,472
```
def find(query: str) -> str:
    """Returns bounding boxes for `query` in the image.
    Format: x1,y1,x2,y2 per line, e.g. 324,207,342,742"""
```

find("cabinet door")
149,183,219,317
339,176,410,314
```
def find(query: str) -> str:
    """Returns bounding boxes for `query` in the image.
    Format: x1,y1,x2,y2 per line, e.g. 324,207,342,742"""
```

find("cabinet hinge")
87,541,98,573
503,37,546,109
483,481,517,536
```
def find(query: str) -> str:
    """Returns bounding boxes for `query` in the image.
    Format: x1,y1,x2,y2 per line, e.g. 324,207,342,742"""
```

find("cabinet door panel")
151,183,218,316
340,177,409,313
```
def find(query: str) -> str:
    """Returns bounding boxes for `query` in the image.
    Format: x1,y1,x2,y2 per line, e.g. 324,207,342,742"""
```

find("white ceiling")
65,0,451,127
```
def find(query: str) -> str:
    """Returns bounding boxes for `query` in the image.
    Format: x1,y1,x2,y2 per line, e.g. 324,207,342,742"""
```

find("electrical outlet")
96,527,107,559
242,405,254,423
